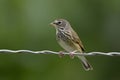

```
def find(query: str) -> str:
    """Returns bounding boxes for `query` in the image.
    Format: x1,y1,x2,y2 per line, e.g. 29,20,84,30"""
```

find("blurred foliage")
0,0,120,80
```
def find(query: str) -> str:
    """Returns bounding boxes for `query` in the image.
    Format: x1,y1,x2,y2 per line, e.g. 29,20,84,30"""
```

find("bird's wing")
70,29,85,52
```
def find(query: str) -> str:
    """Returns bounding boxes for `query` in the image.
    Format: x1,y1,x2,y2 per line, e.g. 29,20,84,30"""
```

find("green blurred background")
0,0,120,80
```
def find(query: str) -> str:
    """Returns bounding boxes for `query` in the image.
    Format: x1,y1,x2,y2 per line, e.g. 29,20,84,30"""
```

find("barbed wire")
0,49,119,56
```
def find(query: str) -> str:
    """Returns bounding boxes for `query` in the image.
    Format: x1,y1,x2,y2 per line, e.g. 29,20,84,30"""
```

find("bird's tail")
77,55,93,71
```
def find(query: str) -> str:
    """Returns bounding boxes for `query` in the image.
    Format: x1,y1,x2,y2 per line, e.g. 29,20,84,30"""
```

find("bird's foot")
69,50,78,59
58,51,65,58
69,53,75,59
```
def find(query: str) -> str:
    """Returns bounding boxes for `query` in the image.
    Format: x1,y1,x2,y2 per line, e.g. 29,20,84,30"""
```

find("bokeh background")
0,0,120,80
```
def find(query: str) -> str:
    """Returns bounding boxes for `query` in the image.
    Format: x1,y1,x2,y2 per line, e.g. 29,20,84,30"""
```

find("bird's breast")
56,32,75,52
58,39,75,52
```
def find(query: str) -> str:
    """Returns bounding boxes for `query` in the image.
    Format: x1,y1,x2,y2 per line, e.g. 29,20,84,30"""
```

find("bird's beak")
50,22,55,27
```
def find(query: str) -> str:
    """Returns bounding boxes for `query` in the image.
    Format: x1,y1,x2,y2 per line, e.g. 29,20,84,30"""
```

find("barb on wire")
0,49,119,56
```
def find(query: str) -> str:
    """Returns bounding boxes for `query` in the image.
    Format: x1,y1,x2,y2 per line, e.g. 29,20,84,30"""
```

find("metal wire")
0,49,119,56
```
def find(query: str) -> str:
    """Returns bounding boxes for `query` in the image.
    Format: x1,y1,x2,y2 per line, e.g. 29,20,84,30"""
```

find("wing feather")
70,29,85,52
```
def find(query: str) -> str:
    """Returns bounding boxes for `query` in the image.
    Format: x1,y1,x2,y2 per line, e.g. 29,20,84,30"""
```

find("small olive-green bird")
50,19,93,71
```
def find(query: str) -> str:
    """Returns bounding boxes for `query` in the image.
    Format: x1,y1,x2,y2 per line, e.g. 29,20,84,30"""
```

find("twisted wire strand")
0,49,119,56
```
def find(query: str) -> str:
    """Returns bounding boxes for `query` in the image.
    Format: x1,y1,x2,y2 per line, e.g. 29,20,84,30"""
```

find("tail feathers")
77,56,93,71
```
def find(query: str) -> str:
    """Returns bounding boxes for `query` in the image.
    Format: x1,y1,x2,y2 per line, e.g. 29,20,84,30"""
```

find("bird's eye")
56,21,62,25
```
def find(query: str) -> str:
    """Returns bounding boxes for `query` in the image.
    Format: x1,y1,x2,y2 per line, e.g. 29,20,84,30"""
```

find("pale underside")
58,38,75,52
56,31,83,53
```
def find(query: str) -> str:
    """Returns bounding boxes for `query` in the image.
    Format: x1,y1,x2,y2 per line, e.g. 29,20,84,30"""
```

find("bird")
50,19,93,71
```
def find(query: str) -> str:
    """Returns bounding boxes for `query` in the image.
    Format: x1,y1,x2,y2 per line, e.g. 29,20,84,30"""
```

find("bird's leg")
69,50,78,59
58,51,65,58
